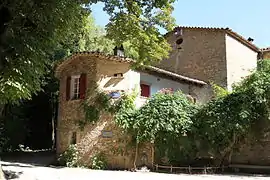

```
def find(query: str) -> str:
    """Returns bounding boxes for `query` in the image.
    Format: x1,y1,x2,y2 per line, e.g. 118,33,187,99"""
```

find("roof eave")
139,66,207,86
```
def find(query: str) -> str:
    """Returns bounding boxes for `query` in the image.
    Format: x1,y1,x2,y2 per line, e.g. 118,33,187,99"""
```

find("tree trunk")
0,164,5,180
0,104,6,180
219,132,236,166
133,142,138,169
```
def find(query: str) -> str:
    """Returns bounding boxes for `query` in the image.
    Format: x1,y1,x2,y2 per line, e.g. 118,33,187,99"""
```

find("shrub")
91,153,107,170
58,144,79,167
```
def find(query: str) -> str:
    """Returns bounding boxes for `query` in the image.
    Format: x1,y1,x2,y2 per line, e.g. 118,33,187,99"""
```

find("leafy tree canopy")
193,59,270,160
0,0,176,103
114,60,270,165
115,89,196,142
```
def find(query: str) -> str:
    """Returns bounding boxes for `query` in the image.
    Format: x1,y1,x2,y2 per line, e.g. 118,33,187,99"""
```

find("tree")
115,90,197,165
0,0,176,104
193,60,270,164
0,14,120,152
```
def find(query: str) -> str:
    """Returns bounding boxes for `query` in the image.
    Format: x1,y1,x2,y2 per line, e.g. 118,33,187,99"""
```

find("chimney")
113,45,125,57
247,37,254,43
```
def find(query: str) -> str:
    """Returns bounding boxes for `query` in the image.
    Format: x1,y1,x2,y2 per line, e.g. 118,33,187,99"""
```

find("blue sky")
91,0,270,48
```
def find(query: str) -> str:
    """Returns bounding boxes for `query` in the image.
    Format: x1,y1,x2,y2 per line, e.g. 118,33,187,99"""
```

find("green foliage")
83,86,111,125
114,62,270,164
133,91,197,143
210,82,230,98
67,15,115,54
58,144,79,167
104,0,176,65
114,90,138,131
1,0,175,103
0,0,90,103
90,153,107,170
194,60,270,158
115,90,198,165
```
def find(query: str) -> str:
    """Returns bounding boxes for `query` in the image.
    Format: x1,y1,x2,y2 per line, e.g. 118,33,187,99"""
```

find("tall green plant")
193,60,270,162
115,90,198,165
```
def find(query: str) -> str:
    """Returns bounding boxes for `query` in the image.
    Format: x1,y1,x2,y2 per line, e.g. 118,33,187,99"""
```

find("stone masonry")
157,27,258,90
55,53,153,169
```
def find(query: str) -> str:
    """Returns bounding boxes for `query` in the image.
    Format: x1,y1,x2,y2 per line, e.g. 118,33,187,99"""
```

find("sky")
91,0,270,48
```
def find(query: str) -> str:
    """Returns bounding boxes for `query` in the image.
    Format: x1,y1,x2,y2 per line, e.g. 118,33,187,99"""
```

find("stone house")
260,47,270,59
157,26,260,91
55,26,262,169
55,51,207,169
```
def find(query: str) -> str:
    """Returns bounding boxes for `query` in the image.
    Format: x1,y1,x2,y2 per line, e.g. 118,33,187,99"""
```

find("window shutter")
66,76,71,101
140,84,150,97
79,73,87,99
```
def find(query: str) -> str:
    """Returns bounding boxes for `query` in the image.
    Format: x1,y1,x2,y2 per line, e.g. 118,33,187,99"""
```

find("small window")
176,38,183,45
113,73,123,77
140,84,150,97
71,132,77,144
71,75,80,100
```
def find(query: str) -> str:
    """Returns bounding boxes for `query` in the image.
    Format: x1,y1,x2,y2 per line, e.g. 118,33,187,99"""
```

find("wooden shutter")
66,76,71,101
79,73,87,99
140,84,150,97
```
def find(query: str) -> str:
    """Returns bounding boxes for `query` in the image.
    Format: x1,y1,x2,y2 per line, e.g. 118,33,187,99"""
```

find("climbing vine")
193,59,270,163
79,82,136,130
78,82,113,130
114,60,270,165
114,89,198,165
78,60,270,166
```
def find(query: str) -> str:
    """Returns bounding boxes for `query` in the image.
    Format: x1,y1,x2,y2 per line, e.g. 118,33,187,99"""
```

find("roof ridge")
166,26,259,52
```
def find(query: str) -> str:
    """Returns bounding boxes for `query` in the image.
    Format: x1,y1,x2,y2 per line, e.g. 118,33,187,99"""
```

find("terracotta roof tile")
261,47,270,52
143,66,207,86
55,51,207,86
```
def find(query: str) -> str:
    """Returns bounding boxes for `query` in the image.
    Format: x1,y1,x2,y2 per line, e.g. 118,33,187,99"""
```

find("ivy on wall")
78,82,113,130
114,89,198,165
79,82,135,130
77,60,270,166
113,60,270,166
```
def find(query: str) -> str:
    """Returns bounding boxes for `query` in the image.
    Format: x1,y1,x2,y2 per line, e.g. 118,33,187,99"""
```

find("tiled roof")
166,26,260,52
261,47,270,52
143,66,207,85
55,51,133,77
55,51,207,86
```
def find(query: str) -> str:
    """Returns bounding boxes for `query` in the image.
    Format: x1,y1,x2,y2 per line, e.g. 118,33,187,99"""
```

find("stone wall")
262,50,270,60
231,120,270,165
225,34,257,91
157,28,227,88
57,55,97,154
56,55,153,169
77,113,153,169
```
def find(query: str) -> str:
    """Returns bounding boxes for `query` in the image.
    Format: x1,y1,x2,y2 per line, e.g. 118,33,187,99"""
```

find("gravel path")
1,161,270,180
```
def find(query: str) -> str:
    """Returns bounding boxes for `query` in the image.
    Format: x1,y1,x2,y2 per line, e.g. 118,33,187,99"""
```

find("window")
140,83,150,97
176,38,183,45
66,73,86,101
71,132,77,144
71,75,80,100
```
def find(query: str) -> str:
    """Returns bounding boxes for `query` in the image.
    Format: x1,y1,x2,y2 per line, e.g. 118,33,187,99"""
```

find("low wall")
75,113,153,169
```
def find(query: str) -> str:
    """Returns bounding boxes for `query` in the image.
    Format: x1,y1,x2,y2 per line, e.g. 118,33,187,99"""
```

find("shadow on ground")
1,150,56,167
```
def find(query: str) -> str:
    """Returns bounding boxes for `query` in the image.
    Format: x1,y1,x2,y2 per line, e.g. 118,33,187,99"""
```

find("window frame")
140,83,151,97
71,75,81,100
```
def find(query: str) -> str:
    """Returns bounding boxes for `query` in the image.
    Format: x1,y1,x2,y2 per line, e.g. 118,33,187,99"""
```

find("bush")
91,153,107,170
58,144,79,167
115,90,198,165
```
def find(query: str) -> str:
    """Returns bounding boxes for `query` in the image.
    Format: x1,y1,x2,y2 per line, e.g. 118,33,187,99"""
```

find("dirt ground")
1,161,270,180
1,151,270,180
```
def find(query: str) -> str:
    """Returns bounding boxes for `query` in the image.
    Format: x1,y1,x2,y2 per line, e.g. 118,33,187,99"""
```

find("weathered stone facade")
56,53,156,169
55,26,261,168
157,27,259,91
261,48,270,60
55,52,208,169
231,120,270,165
